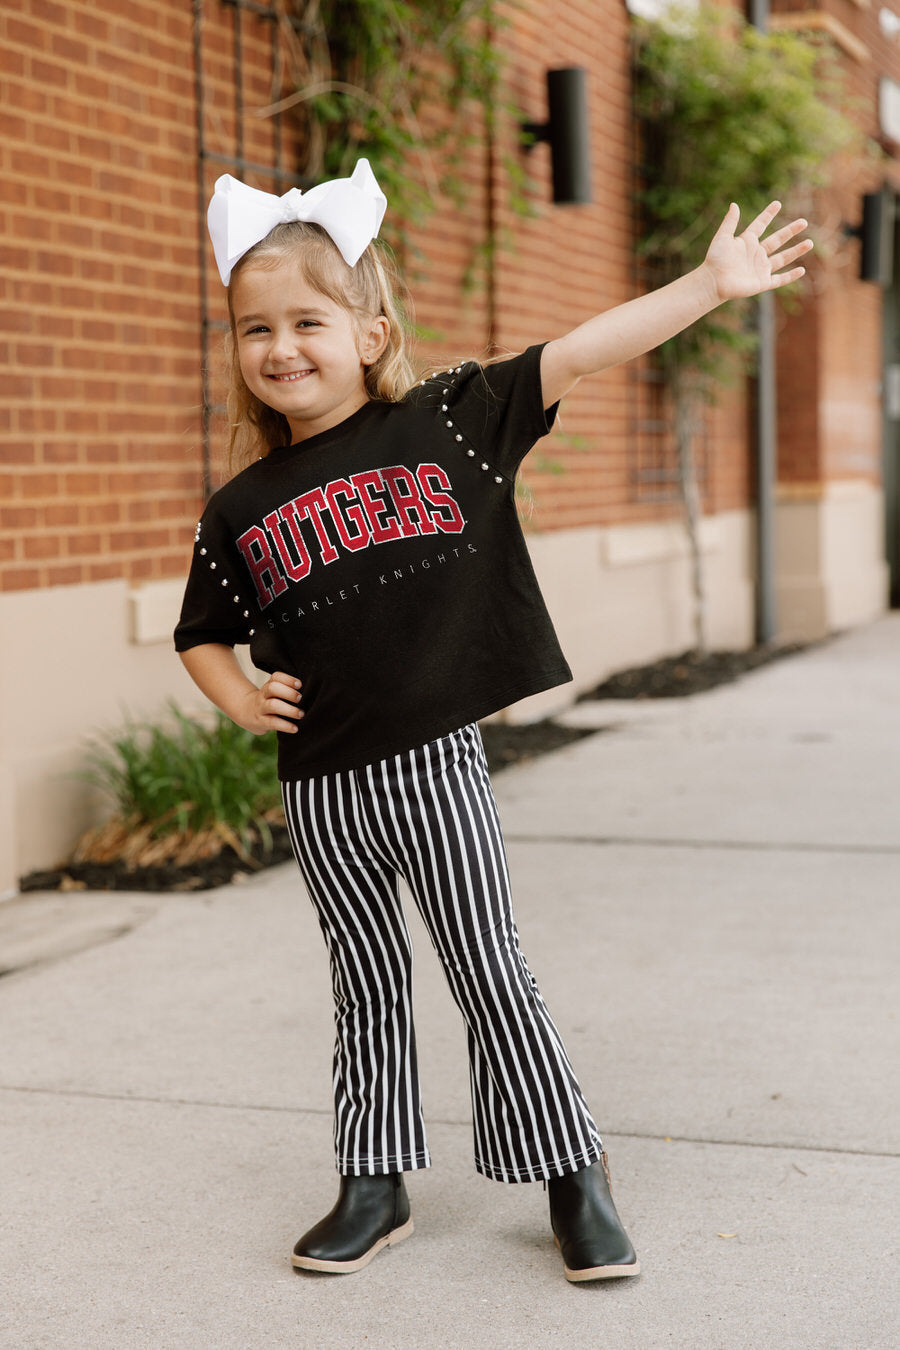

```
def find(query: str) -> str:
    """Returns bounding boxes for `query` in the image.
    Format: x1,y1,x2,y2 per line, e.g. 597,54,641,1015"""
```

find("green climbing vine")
260,0,508,253
631,4,867,650
632,4,862,381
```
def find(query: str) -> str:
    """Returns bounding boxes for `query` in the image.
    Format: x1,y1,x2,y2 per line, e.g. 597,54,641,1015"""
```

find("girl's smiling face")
232,256,389,443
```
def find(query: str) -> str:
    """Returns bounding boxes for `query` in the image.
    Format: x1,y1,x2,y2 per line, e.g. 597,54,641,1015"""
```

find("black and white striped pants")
281,723,603,1184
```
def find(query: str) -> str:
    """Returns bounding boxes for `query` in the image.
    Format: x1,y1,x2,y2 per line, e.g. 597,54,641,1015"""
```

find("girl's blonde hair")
224,221,416,473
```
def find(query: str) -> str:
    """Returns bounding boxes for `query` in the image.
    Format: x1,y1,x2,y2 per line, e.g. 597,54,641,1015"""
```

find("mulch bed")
583,641,807,700
18,828,298,895
19,643,805,894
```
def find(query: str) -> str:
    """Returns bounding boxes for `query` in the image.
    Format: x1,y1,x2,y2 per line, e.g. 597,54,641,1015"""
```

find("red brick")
35,250,75,278
18,408,57,433
0,505,39,528
24,534,62,560
63,473,104,496
127,557,155,581
0,47,26,78
31,0,69,26
12,213,53,243
50,33,90,64
0,111,29,140
2,247,32,273
83,500,121,524
71,70,109,101
36,376,82,402
66,532,103,556
41,445,78,467
15,342,55,366
79,320,118,342
45,564,83,586
31,183,73,213
1,441,36,463
17,472,59,497
28,58,69,88
0,373,34,398
44,504,79,526
83,441,120,461
87,561,121,581
0,176,29,206
5,18,46,49
1,567,42,590
71,11,111,42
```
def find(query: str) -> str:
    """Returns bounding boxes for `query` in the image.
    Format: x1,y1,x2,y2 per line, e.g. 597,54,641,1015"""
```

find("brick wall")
1,0,206,594
7,0,892,602
770,0,900,489
481,0,748,532
2,0,755,605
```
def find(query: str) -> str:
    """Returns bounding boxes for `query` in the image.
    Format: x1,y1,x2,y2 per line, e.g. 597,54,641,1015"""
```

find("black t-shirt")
174,343,572,778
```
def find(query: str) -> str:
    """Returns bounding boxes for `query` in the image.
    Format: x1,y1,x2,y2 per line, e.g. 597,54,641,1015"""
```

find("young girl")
175,159,810,1281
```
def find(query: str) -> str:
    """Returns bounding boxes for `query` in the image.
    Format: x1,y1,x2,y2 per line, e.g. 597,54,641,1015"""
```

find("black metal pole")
749,0,777,643
192,0,213,500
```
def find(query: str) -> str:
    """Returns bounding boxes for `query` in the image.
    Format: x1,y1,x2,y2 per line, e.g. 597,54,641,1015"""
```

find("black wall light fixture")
522,67,592,205
845,187,897,286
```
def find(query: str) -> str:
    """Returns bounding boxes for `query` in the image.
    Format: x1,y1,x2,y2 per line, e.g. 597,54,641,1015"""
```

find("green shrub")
77,704,282,868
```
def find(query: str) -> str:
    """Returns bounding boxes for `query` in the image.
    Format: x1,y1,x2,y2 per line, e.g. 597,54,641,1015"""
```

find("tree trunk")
671,372,708,654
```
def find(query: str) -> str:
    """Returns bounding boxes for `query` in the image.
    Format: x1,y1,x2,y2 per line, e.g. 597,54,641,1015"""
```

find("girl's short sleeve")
411,343,558,479
173,505,254,652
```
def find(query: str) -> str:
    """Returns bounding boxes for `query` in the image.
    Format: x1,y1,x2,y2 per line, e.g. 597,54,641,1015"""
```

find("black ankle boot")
291,1173,413,1274
548,1153,640,1282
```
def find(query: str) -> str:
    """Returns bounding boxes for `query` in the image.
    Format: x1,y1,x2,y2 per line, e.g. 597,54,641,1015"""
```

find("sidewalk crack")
504,834,900,855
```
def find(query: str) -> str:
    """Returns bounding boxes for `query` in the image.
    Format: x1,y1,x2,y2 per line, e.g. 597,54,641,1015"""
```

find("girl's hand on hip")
702,201,813,304
241,671,304,735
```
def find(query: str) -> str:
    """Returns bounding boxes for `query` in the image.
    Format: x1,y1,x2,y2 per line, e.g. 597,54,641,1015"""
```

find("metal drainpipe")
756,292,778,642
192,0,213,500
749,0,778,643
484,9,498,356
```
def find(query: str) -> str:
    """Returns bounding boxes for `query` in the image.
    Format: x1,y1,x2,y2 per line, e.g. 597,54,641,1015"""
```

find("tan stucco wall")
775,481,889,640
0,580,199,897
1,491,887,894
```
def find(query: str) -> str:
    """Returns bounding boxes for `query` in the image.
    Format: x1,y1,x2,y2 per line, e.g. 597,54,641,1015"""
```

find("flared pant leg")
282,769,430,1176
282,724,604,1183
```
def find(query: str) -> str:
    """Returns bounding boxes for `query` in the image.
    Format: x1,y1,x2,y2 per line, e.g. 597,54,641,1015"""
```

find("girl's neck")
286,388,371,444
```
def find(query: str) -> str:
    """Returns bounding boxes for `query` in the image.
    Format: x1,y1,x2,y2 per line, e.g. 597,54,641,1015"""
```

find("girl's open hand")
703,201,813,304
240,671,303,735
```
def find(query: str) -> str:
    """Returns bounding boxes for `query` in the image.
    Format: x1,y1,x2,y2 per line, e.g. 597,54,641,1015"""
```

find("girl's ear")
360,315,390,366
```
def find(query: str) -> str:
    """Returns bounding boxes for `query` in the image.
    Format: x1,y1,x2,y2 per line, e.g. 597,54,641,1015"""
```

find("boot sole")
554,1235,641,1282
291,1217,414,1274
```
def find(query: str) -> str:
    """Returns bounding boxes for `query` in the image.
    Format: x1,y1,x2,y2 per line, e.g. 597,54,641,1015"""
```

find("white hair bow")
207,158,387,285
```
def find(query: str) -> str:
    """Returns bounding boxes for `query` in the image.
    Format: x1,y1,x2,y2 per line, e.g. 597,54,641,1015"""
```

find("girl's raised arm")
540,201,812,408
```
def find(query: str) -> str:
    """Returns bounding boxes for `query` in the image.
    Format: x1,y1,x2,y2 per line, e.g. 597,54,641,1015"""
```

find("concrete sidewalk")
2,618,898,1350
